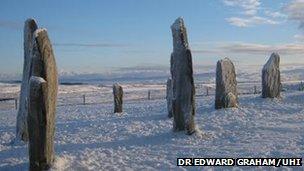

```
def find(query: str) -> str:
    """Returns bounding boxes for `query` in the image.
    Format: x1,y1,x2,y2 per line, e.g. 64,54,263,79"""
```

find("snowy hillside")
0,90,303,170
2,63,304,85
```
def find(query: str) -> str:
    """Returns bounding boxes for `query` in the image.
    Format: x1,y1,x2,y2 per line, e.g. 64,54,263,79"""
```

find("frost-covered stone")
224,92,238,108
16,18,38,142
27,28,58,170
30,28,58,120
113,84,123,113
28,76,55,171
262,53,281,98
170,17,196,134
31,28,58,83
215,58,238,109
166,78,173,118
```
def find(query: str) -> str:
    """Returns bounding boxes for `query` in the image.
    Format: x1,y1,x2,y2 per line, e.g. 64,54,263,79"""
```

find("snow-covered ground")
0,65,304,170
0,89,304,170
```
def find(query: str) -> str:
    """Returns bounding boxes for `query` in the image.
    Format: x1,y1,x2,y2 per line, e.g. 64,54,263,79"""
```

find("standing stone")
166,78,173,118
215,58,238,109
27,28,58,170
31,28,58,129
16,18,38,142
113,84,123,113
31,28,58,84
262,53,281,98
170,17,196,135
28,76,55,171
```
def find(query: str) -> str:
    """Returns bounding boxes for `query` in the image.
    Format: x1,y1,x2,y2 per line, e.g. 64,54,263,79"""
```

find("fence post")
15,98,18,110
254,86,257,94
299,81,303,91
148,90,151,100
83,95,85,105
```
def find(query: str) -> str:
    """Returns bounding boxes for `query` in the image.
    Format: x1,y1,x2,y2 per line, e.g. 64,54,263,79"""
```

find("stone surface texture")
170,17,196,134
215,58,238,109
16,18,38,141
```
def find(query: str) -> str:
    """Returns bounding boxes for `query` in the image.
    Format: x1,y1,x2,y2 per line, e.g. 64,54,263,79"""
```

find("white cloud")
227,16,278,27
223,0,260,16
223,0,281,27
294,34,304,41
284,0,304,29
264,10,286,18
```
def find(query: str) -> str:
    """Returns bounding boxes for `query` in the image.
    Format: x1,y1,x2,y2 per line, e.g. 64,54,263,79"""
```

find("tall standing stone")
28,77,54,171
113,84,123,113
215,58,238,109
170,17,196,134
28,28,58,170
166,78,173,118
262,53,281,98
16,18,38,142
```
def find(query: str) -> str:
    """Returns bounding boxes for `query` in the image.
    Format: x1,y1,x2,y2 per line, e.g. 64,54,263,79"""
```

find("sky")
1,0,304,75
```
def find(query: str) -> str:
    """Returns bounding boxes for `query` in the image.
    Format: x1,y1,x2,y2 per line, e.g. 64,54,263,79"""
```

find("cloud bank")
0,20,22,30
53,43,127,48
193,42,304,55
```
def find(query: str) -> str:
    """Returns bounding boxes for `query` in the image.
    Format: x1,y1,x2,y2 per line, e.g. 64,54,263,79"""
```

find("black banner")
177,158,302,167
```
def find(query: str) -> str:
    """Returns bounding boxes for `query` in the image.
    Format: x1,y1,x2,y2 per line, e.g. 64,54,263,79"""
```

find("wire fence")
1,80,304,110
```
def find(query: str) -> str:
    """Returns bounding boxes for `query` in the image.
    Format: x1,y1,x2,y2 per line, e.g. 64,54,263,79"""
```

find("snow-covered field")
0,65,304,170
0,89,304,170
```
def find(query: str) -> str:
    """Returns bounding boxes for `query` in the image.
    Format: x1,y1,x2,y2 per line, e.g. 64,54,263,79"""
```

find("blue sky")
1,0,304,75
